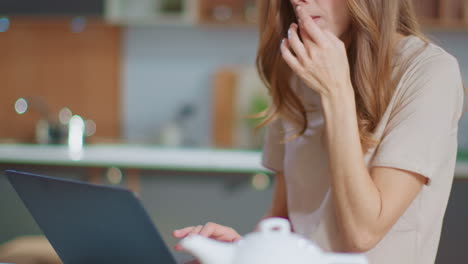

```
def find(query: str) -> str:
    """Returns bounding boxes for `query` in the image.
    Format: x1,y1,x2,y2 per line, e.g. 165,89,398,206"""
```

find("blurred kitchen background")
1,0,468,263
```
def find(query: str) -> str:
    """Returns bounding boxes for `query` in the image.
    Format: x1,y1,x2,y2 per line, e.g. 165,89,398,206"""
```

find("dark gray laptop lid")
5,170,176,264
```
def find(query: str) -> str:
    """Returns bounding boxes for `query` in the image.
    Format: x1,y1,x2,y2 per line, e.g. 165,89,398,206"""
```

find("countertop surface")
0,144,265,173
1,144,468,177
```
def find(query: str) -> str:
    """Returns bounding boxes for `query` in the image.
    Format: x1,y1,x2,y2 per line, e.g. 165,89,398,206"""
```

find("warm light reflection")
251,173,270,191
68,115,85,161
85,120,97,137
58,107,73,125
15,98,28,114
0,17,10,32
107,167,123,184
70,17,86,33
213,6,232,22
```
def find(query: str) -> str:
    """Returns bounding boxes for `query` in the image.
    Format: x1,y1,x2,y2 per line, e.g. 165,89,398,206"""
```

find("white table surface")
1,144,468,177
0,144,267,173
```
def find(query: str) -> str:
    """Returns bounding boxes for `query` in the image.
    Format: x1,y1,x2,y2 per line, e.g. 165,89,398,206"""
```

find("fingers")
174,243,184,251
188,225,203,236
173,223,218,239
296,5,327,46
173,226,196,238
199,222,218,238
174,222,242,248
280,39,302,74
213,228,242,242
297,20,314,48
199,223,241,242
287,23,307,61
173,225,202,252
324,30,345,48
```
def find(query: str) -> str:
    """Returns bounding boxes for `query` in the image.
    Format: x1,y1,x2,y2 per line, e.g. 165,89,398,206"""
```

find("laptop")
4,170,177,264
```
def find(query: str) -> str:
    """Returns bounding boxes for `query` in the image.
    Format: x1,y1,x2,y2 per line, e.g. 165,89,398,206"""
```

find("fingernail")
287,29,291,39
296,5,301,12
281,38,285,46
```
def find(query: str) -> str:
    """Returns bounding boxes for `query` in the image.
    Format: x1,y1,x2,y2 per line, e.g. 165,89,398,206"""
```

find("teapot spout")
180,235,235,264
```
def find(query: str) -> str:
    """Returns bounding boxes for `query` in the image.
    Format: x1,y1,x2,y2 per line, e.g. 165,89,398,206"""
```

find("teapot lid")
233,218,322,264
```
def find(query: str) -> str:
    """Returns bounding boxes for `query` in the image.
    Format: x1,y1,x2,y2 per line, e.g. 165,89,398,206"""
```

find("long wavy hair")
256,0,429,152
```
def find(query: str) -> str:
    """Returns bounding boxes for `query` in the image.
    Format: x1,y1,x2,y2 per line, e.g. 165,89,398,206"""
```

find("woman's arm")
173,172,288,249
254,172,289,232
321,95,426,253
280,7,427,253
262,172,289,219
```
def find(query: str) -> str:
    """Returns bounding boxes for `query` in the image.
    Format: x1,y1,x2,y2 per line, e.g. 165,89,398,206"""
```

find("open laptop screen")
5,170,176,264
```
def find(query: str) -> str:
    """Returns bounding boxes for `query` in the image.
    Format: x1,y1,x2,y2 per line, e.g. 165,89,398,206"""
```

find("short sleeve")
371,53,465,182
262,118,285,172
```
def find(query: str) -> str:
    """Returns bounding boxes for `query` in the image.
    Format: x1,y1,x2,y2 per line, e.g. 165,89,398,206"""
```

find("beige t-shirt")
261,36,465,264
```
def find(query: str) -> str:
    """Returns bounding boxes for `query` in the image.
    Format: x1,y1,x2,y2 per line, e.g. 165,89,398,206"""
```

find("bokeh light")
0,17,10,32
85,120,97,137
15,98,28,114
213,6,232,22
70,17,87,33
251,173,270,191
68,115,85,161
106,167,123,185
58,107,73,125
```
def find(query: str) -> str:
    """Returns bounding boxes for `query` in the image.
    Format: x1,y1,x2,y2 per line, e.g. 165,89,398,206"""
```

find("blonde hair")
256,0,429,152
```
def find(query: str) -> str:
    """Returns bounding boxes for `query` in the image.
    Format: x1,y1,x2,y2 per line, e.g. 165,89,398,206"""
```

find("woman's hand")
173,222,242,251
281,5,353,100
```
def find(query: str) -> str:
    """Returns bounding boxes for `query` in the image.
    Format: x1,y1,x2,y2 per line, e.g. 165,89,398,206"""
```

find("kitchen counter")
1,143,468,177
0,144,266,174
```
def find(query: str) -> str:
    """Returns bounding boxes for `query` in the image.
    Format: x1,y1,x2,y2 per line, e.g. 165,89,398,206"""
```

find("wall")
122,26,258,146
429,31,468,148
0,18,122,142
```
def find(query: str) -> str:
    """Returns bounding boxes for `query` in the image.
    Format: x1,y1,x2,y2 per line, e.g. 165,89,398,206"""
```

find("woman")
174,0,465,263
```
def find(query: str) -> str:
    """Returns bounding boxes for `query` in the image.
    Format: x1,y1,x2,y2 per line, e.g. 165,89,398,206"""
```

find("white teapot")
180,217,368,264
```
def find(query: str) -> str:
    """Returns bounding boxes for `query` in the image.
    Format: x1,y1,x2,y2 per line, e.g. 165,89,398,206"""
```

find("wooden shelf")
104,0,256,27
196,0,256,25
104,0,197,26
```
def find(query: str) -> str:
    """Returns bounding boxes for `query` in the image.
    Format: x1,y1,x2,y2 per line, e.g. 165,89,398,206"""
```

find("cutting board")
211,66,269,149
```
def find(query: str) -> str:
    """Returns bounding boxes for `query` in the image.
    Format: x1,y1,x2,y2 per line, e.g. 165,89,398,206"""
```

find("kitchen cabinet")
196,0,256,25
104,0,197,26
104,0,254,26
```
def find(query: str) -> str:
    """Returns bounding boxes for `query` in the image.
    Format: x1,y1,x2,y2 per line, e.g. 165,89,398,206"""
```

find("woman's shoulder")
392,35,464,121
398,35,460,75
396,35,462,94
